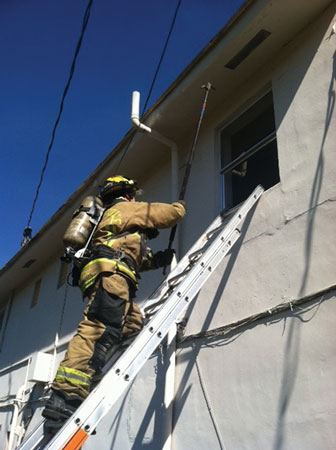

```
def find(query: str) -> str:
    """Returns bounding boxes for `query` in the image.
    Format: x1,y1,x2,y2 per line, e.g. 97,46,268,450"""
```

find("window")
31,279,42,308
220,91,280,209
57,261,68,289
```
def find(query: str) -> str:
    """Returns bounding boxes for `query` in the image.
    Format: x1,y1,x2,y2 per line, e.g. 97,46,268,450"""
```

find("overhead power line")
22,0,94,246
113,0,182,174
141,0,182,115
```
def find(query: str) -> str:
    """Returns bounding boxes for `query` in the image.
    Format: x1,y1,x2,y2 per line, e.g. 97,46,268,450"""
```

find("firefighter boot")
42,390,82,433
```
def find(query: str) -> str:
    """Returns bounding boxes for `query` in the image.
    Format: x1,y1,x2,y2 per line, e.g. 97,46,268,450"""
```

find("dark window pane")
221,91,280,209
230,105,275,158
231,141,279,205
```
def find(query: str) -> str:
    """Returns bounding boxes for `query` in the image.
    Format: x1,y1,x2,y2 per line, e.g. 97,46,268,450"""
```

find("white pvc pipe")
131,91,151,133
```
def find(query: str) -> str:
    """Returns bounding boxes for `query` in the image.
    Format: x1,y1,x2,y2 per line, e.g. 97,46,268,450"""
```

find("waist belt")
91,245,137,271
79,245,138,294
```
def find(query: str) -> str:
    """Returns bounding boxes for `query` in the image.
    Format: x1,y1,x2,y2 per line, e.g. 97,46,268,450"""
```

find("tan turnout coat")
79,199,186,294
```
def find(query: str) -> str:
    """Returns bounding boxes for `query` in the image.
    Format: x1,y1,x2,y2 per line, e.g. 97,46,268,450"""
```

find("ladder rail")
18,185,264,450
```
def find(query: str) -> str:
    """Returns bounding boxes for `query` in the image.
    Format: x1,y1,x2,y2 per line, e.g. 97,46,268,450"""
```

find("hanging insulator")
21,227,32,247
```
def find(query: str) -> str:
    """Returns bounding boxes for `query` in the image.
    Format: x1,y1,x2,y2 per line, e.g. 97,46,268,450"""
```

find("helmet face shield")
99,175,138,200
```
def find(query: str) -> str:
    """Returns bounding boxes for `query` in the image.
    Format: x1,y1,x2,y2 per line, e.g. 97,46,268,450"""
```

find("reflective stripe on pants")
55,366,92,388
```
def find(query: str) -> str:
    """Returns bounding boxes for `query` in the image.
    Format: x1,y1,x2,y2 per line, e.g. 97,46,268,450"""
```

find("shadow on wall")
273,49,335,450
103,348,175,449
269,11,335,448
272,318,301,450
128,353,166,450
172,203,257,445
298,49,335,298
128,351,191,450
108,385,131,450
274,9,335,300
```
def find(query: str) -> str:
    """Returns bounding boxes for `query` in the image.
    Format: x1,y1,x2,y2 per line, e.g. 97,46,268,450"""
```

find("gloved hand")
143,228,160,240
153,249,175,268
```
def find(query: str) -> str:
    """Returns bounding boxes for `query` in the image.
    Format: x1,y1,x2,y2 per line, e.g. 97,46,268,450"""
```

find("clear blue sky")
0,0,244,269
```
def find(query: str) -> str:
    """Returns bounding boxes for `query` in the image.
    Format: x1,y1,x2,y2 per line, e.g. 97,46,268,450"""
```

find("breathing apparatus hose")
163,82,214,274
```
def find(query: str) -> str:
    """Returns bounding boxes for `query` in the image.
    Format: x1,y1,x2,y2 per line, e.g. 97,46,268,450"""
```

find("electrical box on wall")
28,352,54,383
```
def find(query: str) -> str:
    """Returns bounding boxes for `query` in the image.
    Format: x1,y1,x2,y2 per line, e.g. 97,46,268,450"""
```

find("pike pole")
163,82,214,274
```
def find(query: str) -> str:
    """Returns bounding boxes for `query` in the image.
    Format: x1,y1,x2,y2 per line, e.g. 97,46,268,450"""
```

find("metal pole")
163,82,214,274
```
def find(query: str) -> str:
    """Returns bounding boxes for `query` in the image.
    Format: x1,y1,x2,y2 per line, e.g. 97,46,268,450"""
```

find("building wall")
173,4,336,450
174,291,336,450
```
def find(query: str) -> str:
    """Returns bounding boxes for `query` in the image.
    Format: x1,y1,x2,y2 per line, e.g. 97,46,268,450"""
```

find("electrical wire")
112,0,182,175
24,0,94,234
195,357,226,450
141,0,182,115
179,284,335,345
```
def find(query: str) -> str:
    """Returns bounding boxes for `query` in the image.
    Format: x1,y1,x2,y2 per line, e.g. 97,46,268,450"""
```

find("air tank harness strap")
79,245,138,294
73,204,102,224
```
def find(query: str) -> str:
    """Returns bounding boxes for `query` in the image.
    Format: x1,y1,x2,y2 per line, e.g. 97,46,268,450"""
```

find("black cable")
113,0,182,175
24,0,94,234
141,0,182,115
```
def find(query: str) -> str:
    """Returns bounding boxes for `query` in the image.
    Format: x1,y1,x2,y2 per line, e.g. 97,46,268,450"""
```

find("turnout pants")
52,273,142,400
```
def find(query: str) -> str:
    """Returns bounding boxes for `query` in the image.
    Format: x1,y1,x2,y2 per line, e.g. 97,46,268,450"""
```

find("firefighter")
42,175,186,429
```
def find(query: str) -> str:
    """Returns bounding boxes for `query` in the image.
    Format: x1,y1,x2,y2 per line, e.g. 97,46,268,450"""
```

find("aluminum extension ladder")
19,185,264,450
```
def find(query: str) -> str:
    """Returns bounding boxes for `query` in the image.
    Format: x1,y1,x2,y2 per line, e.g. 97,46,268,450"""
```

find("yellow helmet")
99,175,138,200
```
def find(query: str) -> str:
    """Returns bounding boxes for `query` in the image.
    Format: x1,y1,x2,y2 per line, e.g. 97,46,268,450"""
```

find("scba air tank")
63,196,103,250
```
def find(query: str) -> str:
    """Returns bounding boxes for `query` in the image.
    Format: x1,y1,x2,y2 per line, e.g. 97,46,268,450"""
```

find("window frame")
219,90,279,210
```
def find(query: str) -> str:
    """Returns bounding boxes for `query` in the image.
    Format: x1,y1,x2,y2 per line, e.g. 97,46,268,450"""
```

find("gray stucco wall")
172,4,336,450
174,291,336,450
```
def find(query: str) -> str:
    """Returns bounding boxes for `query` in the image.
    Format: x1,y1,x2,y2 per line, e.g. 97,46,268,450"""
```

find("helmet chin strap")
125,193,135,201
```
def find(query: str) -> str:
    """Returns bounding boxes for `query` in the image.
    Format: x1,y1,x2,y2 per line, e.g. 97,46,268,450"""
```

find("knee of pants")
87,281,127,333
123,302,143,334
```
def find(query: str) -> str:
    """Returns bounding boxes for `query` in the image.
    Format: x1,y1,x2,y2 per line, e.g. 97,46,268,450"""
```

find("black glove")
153,249,175,268
143,228,160,240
